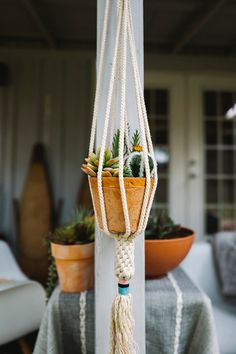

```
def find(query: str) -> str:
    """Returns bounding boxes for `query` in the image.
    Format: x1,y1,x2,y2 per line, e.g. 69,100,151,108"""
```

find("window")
144,88,170,212
204,91,236,234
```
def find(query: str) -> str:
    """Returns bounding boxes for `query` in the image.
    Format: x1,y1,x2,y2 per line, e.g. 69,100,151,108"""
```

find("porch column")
95,0,145,353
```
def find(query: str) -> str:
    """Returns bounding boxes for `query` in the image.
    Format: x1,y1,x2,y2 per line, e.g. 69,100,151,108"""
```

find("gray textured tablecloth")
213,232,236,297
34,268,219,354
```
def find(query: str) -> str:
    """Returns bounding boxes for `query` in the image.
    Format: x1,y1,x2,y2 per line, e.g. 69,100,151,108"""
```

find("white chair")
0,240,46,347
181,242,236,354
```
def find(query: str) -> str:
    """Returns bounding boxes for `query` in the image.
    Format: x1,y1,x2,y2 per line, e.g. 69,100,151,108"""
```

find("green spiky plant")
145,210,181,240
125,129,155,177
112,129,120,158
45,208,95,299
81,129,155,178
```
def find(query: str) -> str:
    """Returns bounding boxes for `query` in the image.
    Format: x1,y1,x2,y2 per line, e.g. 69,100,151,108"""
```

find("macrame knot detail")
115,237,135,281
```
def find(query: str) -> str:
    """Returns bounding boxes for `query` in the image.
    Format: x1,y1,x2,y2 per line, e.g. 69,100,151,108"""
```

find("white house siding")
0,49,94,248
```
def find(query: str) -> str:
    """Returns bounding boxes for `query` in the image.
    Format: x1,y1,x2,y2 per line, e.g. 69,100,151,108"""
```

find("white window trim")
145,71,187,227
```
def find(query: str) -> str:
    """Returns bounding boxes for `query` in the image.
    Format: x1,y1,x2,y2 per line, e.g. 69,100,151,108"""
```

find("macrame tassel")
110,238,136,354
110,285,135,354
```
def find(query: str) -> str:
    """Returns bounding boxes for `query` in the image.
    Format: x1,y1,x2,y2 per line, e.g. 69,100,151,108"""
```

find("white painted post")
95,1,145,353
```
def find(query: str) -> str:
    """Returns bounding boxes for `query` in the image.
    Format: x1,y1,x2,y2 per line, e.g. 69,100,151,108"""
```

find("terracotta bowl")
145,228,195,278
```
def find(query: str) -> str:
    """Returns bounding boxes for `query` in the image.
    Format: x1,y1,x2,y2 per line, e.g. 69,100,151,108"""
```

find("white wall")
0,49,94,248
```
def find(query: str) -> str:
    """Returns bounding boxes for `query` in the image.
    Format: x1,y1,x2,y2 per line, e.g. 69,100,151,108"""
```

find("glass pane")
155,146,169,174
223,150,234,174
204,89,236,234
149,118,167,128
205,209,220,234
144,89,151,113
153,120,168,145
155,89,168,115
222,209,236,231
206,150,218,174
223,179,235,204
206,179,218,203
157,177,168,203
205,121,218,144
221,120,234,145
204,91,217,116
220,92,233,116
146,87,170,210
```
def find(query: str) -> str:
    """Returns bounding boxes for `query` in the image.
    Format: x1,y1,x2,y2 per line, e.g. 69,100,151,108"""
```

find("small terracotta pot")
89,177,153,234
51,242,94,292
145,228,195,278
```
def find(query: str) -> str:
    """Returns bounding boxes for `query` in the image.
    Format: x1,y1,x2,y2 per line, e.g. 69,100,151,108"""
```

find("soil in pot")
51,242,94,293
145,228,195,278
89,177,154,234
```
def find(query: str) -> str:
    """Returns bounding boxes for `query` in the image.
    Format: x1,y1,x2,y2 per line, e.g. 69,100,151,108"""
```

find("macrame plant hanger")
87,0,158,352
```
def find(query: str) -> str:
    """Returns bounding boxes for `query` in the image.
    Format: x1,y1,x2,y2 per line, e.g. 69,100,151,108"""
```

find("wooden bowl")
145,228,195,278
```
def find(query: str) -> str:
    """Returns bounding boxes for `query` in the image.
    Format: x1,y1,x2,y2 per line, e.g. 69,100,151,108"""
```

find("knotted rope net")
87,0,158,352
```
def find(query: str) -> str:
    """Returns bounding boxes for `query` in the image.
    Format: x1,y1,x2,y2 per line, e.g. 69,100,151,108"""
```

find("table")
34,268,219,354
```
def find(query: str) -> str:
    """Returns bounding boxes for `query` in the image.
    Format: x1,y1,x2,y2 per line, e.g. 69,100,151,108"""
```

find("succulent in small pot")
81,129,156,234
46,208,95,294
145,211,195,278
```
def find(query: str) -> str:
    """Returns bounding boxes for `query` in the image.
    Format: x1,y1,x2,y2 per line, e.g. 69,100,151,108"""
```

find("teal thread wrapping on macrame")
118,284,130,295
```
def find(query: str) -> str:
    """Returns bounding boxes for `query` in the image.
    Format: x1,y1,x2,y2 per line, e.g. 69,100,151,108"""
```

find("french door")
145,72,236,239
187,75,236,238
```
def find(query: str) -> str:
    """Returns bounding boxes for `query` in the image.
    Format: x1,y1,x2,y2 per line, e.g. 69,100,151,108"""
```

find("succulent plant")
124,129,155,177
81,129,156,178
145,210,181,240
45,208,95,298
46,255,57,299
130,129,142,152
125,151,154,177
46,208,95,245
81,147,119,177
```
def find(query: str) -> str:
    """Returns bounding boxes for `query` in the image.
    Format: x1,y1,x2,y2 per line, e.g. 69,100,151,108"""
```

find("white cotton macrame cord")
110,236,135,354
89,0,110,154
90,0,156,238
97,2,123,236
109,1,135,352
118,0,131,237
88,0,110,228
88,0,157,352
79,291,87,354
127,0,158,232
127,19,151,237
109,0,121,149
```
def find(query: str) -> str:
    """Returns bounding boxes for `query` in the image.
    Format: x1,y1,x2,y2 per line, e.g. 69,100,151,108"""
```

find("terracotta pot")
145,228,195,278
51,242,94,292
89,177,153,234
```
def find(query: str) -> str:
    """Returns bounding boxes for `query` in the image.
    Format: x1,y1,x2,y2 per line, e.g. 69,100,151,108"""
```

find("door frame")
187,74,236,239
144,71,187,226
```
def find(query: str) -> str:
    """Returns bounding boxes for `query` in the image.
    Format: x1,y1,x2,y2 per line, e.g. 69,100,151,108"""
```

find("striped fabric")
34,268,219,354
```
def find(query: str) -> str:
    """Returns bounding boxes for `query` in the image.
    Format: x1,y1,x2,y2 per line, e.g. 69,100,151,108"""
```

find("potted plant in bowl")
81,130,155,234
46,208,95,293
145,211,195,278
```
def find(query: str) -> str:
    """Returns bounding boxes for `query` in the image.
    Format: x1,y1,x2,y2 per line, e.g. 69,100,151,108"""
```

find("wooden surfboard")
18,143,52,284
77,174,93,209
